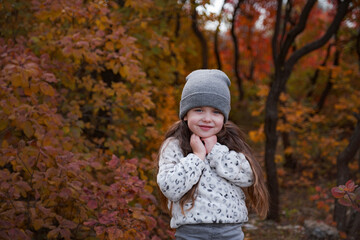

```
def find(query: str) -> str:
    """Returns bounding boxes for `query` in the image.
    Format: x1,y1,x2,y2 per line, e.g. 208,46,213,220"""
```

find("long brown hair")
156,120,269,219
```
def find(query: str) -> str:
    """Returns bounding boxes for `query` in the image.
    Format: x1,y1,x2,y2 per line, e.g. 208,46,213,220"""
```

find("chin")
198,133,213,138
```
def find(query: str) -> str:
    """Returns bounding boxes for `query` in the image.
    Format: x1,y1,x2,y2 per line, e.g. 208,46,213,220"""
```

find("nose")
202,111,211,122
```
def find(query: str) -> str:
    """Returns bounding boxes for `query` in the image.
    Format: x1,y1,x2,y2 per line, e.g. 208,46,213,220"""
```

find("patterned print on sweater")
157,137,254,228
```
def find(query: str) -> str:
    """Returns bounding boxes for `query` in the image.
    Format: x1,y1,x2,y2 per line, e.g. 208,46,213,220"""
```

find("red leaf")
60,228,71,240
8,228,30,240
59,188,72,200
107,226,123,240
331,187,344,198
108,154,120,168
345,180,357,192
87,200,97,210
43,73,58,83
339,198,352,207
94,226,105,235
84,219,97,227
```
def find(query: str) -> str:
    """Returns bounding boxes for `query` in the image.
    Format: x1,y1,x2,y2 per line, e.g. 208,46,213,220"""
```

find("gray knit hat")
179,69,231,121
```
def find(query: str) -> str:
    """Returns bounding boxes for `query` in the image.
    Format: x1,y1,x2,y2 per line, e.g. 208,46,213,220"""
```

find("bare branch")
191,0,208,69
279,0,317,64
316,39,340,113
272,0,283,65
287,0,351,69
307,42,334,98
280,0,293,48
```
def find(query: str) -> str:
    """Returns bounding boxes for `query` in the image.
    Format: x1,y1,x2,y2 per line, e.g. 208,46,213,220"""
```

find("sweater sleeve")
207,143,254,187
157,138,206,202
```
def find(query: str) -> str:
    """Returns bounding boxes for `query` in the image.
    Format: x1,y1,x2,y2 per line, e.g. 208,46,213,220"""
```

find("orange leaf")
12,73,28,88
23,121,34,138
47,228,60,239
40,82,55,96
33,219,44,231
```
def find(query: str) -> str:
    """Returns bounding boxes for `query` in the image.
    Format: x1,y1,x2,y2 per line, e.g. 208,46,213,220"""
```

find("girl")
157,69,269,240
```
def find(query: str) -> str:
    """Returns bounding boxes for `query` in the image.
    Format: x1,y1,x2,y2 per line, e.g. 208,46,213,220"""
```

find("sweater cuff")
207,143,228,164
180,153,206,171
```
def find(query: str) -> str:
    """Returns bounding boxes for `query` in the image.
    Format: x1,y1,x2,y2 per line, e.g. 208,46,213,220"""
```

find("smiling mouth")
199,125,212,130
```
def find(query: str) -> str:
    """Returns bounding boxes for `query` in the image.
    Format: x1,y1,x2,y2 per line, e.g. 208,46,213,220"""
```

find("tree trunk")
334,114,360,232
356,28,360,72
282,130,296,169
190,0,208,69
264,86,281,221
230,0,244,101
214,25,222,70
264,68,290,220
316,38,339,113
265,0,350,221
348,211,360,240
214,0,226,70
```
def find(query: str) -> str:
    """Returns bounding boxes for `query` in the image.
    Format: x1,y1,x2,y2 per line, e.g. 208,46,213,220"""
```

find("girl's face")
184,106,224,138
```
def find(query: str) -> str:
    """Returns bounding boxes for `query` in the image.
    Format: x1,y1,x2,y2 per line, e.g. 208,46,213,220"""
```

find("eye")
213,110,221,114
193,108,203,112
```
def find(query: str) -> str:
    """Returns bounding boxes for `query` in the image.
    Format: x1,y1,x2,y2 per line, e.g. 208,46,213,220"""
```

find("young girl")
157,69,269,240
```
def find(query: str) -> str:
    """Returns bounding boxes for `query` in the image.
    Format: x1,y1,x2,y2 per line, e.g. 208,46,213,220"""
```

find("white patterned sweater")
157,137,254,229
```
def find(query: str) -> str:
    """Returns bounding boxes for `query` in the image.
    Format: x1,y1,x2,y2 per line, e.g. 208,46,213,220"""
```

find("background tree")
264,0,351,221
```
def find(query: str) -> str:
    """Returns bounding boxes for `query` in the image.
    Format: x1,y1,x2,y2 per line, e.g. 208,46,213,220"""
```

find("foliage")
1,0,360,239
332,180,360,212
310,185,334,214
0,38,165,239
0,0,187,239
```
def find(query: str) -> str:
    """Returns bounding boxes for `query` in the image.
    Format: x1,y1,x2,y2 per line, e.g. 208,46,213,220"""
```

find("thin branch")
287,0,351,69
307,42,334,98
279,0,317,64
272,0,283,65
279,0,293,48
316,38,340,113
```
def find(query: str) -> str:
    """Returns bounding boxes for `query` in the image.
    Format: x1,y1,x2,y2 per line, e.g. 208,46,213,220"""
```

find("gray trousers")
175,223,244,240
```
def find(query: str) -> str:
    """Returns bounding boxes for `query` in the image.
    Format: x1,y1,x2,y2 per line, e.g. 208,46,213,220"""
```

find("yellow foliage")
144,185,153,193
249,126,265,143
256,85,269,97
275,154,283,164
284,147,293,155
33,219,44,231
251,105,264,117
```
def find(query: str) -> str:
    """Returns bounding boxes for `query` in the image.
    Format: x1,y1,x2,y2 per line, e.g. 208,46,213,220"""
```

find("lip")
199,125,213,131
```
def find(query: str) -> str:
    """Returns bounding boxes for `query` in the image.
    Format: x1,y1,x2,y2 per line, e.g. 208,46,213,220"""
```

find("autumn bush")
0,38,165,239
0,0,185,239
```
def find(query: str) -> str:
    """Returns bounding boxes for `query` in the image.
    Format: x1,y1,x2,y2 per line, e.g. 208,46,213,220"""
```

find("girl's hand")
201,135,217,154
190,134,206,160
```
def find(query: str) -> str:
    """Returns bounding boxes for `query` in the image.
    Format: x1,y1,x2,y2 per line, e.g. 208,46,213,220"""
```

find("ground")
243,186,334,240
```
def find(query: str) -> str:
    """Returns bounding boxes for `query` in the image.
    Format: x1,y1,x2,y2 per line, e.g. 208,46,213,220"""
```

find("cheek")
186,119,196,131
215,118,225,126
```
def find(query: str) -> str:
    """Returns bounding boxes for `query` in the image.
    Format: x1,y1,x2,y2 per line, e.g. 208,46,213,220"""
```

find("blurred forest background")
0,0,359,239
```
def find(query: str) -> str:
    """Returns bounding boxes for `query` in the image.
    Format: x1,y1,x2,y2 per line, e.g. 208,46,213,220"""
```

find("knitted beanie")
179,69,231,121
